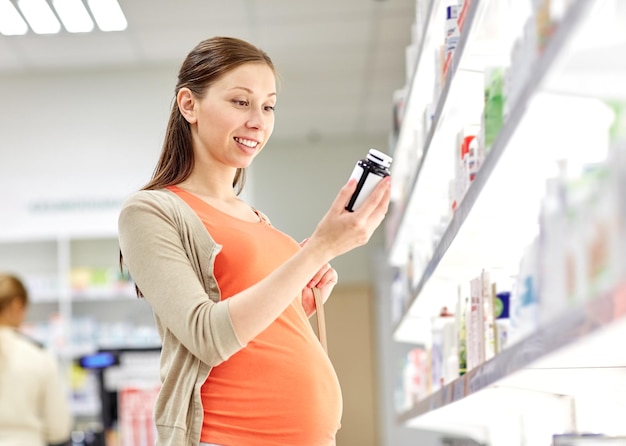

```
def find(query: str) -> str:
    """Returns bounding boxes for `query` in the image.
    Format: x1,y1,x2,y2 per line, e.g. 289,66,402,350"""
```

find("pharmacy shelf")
391,0,618,343
387,0,612,268
390,0,437,163
397,281,626,441
387,0,484,267
386,0,626,442
387,0,626,266
0,236,156,356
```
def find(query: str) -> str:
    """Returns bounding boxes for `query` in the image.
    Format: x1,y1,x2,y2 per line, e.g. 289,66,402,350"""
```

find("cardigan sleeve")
118,191,244,366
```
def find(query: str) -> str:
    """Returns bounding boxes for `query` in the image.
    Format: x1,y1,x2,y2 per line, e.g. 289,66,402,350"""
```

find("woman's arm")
118,194,244,366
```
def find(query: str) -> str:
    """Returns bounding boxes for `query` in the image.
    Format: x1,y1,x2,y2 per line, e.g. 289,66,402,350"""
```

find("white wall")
0,66,175,239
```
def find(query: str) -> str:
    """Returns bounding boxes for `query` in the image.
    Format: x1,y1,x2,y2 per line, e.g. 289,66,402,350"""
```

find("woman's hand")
300,240,338,316
304,176,391,263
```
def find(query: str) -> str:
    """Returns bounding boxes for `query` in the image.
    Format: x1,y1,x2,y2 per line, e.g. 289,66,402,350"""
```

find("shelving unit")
0,234,160,420
386,0,626,444
398,283,626,442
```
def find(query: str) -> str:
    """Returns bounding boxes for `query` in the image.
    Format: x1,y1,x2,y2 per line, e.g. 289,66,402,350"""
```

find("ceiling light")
17,0,61,34
87,0,127,32
53,0,94,33
0,0,28,35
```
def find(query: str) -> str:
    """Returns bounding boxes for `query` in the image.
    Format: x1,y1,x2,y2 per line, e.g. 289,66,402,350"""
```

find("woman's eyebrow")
229,86,276,97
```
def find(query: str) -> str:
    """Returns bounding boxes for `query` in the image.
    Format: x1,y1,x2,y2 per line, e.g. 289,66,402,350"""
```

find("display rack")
0,234,160,420
398,283,626,424
386,0,626,443
387,0,482,266
394,0,622,341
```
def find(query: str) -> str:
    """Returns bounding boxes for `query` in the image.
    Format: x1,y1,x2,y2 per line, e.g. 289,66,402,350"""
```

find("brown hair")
142,36,276,195
0,274,28,313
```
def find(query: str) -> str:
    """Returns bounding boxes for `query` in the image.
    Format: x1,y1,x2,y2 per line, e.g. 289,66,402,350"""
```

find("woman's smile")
234,136,261,153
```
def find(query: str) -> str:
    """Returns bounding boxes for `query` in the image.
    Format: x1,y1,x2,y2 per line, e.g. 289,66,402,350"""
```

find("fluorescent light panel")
18,0,61,34
53,0,94,33
87,0,127,32
0,0,28,35
0,0,127,35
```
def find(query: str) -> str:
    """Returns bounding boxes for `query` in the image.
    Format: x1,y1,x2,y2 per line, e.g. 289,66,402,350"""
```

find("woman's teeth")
235,137,258,148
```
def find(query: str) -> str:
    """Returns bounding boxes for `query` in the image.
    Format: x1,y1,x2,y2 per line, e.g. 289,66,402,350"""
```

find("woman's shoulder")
2,328,52,362
120,188,192,217
118,189,183,231
119,188,207,236
121,188,177,208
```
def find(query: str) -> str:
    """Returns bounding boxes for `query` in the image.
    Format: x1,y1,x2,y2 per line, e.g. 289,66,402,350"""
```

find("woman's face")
185,62,277,170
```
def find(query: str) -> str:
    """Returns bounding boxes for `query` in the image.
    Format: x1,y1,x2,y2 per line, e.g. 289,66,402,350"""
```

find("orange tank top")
168,186,342,446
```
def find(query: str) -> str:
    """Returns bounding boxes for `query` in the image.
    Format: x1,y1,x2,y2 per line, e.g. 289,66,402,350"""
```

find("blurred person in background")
0,273,73,446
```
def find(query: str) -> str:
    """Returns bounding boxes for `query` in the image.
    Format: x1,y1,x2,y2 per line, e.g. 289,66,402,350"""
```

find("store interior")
1,0,626,445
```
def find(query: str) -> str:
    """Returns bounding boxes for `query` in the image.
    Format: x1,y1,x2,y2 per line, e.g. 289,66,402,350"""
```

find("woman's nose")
246,109,267,130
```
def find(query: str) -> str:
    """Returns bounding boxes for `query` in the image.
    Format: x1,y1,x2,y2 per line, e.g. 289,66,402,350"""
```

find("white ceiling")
0,0,415,142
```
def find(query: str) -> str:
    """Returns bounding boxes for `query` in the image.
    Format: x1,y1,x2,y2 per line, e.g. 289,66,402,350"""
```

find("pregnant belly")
201,305,343,445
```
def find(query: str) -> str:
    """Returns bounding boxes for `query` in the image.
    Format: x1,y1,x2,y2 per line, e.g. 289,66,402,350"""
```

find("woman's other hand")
300,240,338,316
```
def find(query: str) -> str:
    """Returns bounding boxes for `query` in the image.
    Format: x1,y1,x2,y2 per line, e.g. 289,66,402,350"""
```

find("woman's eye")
233,99,249,107
264,105,275,112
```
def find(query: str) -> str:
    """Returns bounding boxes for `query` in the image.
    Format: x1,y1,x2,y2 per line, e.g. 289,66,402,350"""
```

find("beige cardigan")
118,189,245,446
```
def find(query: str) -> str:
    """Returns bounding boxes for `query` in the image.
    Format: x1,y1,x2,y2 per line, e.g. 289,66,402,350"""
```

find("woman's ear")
177,87,197,124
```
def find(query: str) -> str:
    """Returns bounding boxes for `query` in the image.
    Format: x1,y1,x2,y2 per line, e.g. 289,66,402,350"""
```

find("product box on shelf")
390,270,410,326
455,286,468,376
69,266,135,300
466,270,495,371
466,275,483,371
398,346,431,411
608,101,626,278
392,88,408,143
493,286,511,355
430,308,456,391
537,152,622,323
451,125,480,212
443,3,460,79
481,66,505,157
507,238,540,347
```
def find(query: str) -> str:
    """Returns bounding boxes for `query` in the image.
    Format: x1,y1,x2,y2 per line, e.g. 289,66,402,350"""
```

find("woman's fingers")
307,263,335,288
368,177,392,224
331,176,390,217
352,176,391,217
329,178,358,214
342,176,391,245
317,265,338,289
307,175,391,261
